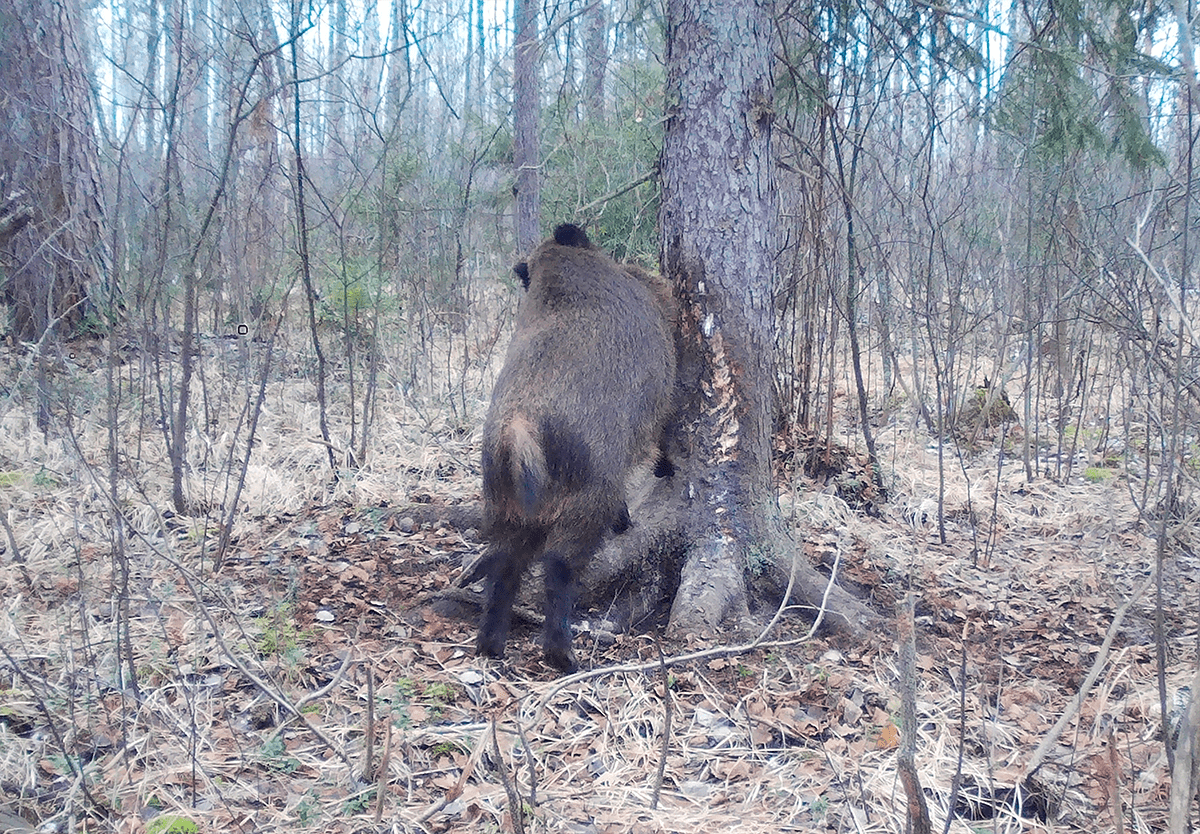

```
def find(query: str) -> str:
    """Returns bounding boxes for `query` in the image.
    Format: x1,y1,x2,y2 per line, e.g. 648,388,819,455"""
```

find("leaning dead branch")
1024,567,1155,778
650,639,672,810
1168,663,1200,834
897,594,931,834
490,715,527,834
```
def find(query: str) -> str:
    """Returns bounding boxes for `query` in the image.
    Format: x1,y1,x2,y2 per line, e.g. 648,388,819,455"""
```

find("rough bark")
513,0,540,252
0,0,110,342
657,0,778,636
647,0,877,639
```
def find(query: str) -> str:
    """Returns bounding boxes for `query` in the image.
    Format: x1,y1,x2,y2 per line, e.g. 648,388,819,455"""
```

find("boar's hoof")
544,645,578,674
476,632,507,660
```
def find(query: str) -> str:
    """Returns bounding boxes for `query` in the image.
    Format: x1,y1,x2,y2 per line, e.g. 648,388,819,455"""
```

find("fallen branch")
1168,662,1200,834
1024,569,1155,778
897,594,931,834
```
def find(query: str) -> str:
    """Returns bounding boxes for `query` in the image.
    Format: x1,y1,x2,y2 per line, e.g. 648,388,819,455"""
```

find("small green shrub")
424,682,455,705
147,816,199,834
342,788,376,815
295,790,319,825
260,735,301,773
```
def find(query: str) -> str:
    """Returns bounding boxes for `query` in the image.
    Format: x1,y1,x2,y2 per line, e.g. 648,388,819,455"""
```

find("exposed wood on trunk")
653,0,880,639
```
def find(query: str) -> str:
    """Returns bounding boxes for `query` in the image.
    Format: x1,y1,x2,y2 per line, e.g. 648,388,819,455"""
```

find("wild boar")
476,223,676,671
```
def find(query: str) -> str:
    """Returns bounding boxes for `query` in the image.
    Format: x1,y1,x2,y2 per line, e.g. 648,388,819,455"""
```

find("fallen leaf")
876,722,901,750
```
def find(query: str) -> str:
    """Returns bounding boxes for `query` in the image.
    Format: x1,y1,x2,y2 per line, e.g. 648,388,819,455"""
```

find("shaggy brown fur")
477,224,677,671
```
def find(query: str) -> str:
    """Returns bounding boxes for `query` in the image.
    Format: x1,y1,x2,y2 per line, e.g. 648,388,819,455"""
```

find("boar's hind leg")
541,550,579,672
541,522,606,673
476,535,533,660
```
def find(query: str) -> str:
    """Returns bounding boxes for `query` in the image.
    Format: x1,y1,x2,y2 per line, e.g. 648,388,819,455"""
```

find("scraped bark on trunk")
656,0,778,635
589,0,879,639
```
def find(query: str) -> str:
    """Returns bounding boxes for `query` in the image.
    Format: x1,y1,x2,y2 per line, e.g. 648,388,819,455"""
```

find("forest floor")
0,336,1197,833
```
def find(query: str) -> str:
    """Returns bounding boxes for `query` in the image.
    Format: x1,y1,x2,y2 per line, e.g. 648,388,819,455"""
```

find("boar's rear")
477,224,676,672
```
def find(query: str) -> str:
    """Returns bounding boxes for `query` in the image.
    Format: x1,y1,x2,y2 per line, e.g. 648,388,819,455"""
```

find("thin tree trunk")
289,0,337,472
513,0,540,251
475,0,485,115
828,105,881,488
386,0,412,131
168,0,196,514
584,0,607,122
329,0,348,158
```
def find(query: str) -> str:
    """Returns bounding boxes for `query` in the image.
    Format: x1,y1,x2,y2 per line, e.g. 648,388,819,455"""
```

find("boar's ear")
513,261,530,289
653,453,676,479
553,223,592,249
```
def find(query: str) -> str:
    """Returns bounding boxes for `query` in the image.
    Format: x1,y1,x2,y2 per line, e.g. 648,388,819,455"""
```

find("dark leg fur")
476,549,522,659
541,551,578,672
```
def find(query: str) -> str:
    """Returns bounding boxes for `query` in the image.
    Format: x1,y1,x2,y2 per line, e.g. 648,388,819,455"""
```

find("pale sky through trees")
92,0,515,144
85,0,1196,164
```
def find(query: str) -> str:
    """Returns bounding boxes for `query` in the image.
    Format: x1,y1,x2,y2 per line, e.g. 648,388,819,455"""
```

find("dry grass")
0,324,1196,834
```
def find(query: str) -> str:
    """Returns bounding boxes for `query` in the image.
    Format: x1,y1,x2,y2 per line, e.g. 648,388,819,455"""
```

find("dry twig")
1168,663,1200,834
491,715,526,834
1024,568,1155,778
897,594,931,834
650,638,671,810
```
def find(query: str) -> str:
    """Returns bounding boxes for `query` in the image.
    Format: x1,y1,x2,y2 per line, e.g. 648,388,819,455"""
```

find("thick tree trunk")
645,0,877,639
0,0,109,343
656,0,778,636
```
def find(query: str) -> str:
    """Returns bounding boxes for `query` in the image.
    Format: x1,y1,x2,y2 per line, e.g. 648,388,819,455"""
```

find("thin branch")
491,716,527,834
1024,567,1155,778
515,713,538,807
575,167,658,218
650,638,672,810
372,716,392,824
